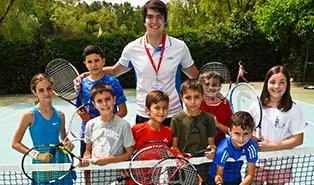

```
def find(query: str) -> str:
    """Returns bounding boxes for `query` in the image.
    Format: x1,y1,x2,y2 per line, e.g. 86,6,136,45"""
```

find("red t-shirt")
125,122,172,185
200,99,232,145
132,122,172,150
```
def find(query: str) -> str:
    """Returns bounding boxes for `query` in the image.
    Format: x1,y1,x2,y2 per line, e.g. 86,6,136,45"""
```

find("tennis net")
0,147,313,185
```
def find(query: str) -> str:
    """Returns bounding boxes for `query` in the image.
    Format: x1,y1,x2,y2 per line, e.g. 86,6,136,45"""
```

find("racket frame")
229,83,263,139
21,143,79,184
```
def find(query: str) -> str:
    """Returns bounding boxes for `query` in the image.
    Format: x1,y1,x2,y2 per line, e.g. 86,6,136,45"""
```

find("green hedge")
0,31,281,94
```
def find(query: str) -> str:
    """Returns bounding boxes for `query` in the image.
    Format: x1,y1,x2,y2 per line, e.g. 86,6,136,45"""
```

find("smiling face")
229,125,252,148
93,91,116,116
202,77,221,98
267,72,287,102
145,9,165,39
146,100,169,124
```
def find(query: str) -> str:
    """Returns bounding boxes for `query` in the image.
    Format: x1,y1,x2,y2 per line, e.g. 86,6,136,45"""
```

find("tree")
254,0,314,79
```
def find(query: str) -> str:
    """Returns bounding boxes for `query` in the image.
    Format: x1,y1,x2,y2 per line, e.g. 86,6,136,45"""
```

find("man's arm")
182,64,198,79
103,63,131,77
240,162,256,185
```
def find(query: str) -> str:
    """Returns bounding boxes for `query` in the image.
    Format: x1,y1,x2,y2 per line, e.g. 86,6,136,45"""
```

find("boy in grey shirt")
81,83,134,184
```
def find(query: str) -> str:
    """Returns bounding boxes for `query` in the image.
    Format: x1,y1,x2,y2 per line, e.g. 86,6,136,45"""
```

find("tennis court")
0,84,314,184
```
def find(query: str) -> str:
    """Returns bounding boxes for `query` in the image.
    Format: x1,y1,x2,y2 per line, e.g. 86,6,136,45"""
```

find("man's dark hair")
142,0,167,23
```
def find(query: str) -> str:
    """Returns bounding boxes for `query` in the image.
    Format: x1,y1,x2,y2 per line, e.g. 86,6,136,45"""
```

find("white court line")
0,109,24,123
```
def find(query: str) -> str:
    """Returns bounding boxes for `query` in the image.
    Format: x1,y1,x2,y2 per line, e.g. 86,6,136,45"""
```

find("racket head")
45,58,79,101
67,104,93,140
151,156,200,185
21,144,76,184
129,145,174,185
198,62,232,97
229,83,263,138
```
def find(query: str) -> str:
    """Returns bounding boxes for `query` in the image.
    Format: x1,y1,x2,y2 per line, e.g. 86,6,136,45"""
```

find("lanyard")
144,34,166,75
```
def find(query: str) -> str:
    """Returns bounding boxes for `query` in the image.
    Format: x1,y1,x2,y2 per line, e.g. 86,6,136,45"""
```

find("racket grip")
191,148,211,157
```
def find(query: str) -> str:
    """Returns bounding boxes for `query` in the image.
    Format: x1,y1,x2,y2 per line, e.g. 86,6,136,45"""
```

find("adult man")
76,0,198,126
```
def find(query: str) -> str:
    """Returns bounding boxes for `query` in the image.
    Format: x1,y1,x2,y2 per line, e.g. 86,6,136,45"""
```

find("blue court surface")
0,88,313,165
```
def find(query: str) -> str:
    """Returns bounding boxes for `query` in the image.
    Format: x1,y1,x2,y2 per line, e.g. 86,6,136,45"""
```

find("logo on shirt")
166,57,173,60
52,122,58,126
163,138,168,144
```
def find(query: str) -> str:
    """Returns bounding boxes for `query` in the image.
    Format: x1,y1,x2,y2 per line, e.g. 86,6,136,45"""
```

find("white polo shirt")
118,34,195,118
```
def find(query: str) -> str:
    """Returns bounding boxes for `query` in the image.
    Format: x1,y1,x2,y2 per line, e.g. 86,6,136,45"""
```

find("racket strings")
151,158,199,185
199,63,231,83
24,145,73,183
130,146,174,184
68,111,85,139
46,60,79,100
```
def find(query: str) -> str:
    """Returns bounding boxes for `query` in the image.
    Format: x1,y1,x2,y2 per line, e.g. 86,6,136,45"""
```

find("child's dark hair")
146,90,169,109
230,111,255,132
260,65,292,112
83,45,105,58
180,79,203,96
90,83,114,99
142,0,167,23
30,73,53,105
198,71,223,86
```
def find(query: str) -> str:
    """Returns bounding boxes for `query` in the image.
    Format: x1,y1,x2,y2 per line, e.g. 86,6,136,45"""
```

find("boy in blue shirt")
209,111,258,185
76,45,127,184
77,45,127,156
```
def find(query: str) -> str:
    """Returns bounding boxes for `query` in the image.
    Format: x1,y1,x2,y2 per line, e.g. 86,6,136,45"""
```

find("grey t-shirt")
84,115,135,157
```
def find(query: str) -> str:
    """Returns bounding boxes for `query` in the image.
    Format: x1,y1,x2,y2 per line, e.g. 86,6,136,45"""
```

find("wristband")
28,150,40,159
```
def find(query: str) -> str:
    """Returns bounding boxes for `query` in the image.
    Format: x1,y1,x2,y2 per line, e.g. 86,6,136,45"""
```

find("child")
199,71,233,145
126,90,172,185
236,61,249,84
11,73,75,185
171,79,217,182
77,45,127,157
208,111,258,185
132,90,172,149
251,65,305,185
80,83,134,184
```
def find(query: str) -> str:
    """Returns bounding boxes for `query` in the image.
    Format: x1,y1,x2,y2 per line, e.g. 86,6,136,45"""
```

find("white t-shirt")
118,34,195,118
251,103,306,169
84,116,135,157
255,103,305,142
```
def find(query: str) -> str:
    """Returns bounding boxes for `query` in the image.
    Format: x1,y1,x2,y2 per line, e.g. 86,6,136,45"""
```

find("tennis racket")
108,140,170,185
45,58,81,107
198,62,232,112
229,83,263,140
150,148,211,185
21,140,94,184
129,143,211,185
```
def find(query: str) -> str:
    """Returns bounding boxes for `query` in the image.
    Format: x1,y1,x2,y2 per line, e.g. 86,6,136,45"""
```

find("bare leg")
241,76,249,83
84,170,91,185
236,75,240,84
